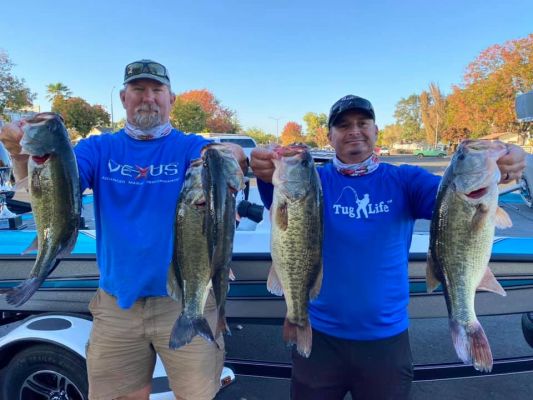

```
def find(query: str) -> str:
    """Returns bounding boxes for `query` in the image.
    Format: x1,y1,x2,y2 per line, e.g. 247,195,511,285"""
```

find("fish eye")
458,154,465,160
301,159,309,167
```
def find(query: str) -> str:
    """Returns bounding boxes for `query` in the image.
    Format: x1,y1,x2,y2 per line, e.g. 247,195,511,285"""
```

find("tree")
420,83,446,145
46,82,72,102
0,50,36,114
393,95,423,142
378,124,402,148
447,34,533,137
175,89,240,133
52,97,110,138
170,99,208,133
280,121,304,146
244,127,277,144
303,112,329,148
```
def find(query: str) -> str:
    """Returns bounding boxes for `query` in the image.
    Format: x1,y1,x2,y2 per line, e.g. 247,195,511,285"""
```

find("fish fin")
1,276,45,307
166,264,182,301
471,204,489,232
283,319,312,358
495,206,513,229
275,202,289,231
229,268,236,281
267,265,284,296
426,254,441,293
309,264,323,300
449,319,493,373
216,308,231,338
169,313,215,350
22,236,39,255
477,267,506,296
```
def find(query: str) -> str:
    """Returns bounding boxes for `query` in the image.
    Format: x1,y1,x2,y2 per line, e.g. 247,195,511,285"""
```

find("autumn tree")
447,34,533,139
53,97,110,138
280,121,304,146
303,112,328,148
420,83,446,146
0,50,36,114
244,127,277,144
174,89,239,133
393,95,423,142
171,99,208,132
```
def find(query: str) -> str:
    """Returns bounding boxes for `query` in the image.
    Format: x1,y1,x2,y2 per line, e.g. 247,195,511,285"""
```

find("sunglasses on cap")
124,61,169,82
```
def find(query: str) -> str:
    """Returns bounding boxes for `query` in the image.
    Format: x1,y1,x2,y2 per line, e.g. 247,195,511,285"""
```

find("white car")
380,146,391,156
204,134,258,160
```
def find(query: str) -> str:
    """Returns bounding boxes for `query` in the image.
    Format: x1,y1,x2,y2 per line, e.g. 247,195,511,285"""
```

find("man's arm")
0,121,29,182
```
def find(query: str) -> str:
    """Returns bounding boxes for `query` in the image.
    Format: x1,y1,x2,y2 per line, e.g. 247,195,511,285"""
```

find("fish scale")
269,144,323,358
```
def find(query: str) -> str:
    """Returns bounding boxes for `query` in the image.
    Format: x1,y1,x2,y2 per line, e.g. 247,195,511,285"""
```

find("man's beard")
133,104,163,130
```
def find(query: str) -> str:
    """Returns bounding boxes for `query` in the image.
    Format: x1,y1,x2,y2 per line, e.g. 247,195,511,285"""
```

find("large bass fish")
168,144,243,349
268,144,323,358
427,139,512,372
1,112,81,306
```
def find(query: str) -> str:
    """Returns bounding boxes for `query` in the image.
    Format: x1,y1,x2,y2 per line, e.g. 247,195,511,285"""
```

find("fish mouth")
465,187,488,199
31,154,50,164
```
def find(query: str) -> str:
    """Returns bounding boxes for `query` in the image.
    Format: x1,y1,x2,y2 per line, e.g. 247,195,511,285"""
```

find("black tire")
416,154,424,159
521,312,533,348
2,344,88,400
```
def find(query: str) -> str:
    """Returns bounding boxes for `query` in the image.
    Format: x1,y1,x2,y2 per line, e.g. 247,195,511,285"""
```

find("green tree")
170,99,208,133
0,50,36,114
378,124,402,148
244,127,277,144
303,112,328,148
393,95,423,142
420,83,446,145
52,97,110,138
46,82,72,102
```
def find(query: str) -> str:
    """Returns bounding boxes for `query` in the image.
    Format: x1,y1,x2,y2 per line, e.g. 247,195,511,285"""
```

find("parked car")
380,146,391,156
204,134,257,160
413,147,447,158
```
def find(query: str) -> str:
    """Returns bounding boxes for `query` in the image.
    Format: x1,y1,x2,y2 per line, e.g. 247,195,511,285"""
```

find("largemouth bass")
427,139,512,372
169,159,215,349
1,112,81,306
202,143,245,337
268,144,323,358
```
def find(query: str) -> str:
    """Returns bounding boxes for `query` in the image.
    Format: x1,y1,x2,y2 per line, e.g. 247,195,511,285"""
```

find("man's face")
120,79,176,129
328,110,378,164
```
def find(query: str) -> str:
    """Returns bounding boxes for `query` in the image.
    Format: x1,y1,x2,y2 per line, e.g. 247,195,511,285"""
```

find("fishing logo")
332,186,391,219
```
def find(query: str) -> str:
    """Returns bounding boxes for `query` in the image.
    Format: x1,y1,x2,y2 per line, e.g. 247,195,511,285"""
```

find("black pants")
291,329,413,400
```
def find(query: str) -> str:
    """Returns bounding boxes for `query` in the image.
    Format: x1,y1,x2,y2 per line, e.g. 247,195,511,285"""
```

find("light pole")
269,116,283,143
110,86,116,130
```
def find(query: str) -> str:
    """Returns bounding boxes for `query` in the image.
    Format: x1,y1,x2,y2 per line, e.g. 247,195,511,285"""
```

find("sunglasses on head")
124,61,168,79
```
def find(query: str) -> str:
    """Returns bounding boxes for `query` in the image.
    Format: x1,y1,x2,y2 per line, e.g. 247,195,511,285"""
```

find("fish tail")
0,277,44,307
169,313,215,350
216,309,231,337
283,319,312,358
450,319,493,372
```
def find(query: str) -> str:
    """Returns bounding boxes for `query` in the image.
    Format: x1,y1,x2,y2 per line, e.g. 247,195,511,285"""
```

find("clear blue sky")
1,0,532,136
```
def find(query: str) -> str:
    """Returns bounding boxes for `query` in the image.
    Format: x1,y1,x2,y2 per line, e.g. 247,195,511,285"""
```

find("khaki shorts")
86,289,225,400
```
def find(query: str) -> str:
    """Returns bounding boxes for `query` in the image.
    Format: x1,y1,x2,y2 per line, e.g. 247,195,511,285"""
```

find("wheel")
416,154,423,159
522,312,533,348
2,344,88,400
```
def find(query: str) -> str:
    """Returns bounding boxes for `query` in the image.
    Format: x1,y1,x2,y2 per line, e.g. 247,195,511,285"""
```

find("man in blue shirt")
1,60,246,400
251,94,527,400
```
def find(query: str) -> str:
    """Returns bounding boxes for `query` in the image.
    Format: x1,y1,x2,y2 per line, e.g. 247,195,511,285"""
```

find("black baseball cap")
328,95,375,128
123,59,171,86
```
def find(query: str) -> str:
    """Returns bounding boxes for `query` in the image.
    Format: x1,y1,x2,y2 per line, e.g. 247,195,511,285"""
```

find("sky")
1,0,532,136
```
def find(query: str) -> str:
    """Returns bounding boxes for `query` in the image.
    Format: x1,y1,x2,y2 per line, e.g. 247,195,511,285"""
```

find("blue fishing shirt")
75,129,209,308
258,162,441,340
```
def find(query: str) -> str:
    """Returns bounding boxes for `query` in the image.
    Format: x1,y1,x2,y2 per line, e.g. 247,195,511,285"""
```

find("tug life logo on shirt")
332,186,392,219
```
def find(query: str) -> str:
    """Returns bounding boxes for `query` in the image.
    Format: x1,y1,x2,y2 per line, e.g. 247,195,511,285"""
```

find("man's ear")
169,92,176,106
119,89,126,107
